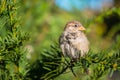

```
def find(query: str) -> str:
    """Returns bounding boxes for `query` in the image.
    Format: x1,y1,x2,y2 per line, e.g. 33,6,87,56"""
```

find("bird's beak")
77,26,86,31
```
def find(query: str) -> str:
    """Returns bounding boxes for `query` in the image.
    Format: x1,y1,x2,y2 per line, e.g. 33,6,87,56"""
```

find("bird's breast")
69,35,89,53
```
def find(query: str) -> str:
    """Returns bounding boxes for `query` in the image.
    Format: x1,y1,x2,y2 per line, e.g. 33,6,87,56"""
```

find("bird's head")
64,20,86,33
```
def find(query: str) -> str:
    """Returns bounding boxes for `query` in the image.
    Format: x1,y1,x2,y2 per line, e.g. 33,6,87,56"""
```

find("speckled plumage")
59,20,89,60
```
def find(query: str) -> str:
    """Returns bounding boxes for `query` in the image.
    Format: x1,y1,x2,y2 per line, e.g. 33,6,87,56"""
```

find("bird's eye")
74,24,78,27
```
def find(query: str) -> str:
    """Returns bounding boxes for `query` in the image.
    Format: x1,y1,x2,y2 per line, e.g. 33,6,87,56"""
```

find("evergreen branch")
39,43,120,80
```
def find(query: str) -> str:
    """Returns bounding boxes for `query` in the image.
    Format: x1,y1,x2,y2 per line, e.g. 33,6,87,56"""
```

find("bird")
59,20,89,61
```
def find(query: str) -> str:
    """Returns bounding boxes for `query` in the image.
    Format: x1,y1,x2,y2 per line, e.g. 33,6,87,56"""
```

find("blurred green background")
22,0,120,55
21,1,120,79
22,1,120,79
1,0,120,80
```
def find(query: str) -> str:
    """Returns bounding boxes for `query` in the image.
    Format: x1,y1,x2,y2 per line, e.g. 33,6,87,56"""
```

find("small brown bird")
59,20,89,61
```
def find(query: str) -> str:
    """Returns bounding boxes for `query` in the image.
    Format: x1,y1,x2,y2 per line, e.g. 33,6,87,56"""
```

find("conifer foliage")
0,0,29,80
